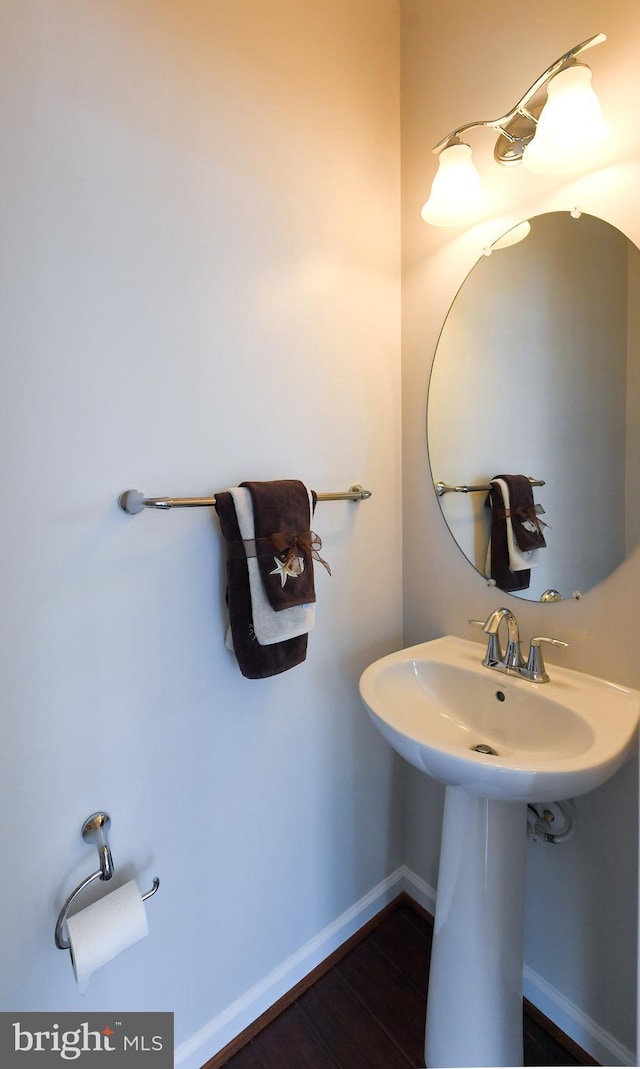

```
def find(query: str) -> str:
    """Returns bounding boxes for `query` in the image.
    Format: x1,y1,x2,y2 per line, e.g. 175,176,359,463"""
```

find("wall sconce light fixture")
421,33,610,227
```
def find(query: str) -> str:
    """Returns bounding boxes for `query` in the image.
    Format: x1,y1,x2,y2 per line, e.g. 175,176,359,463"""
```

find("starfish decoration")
270,555,304,587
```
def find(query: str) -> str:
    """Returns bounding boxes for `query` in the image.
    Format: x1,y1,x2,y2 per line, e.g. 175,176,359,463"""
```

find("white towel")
226,486,315,647
485,477,539,575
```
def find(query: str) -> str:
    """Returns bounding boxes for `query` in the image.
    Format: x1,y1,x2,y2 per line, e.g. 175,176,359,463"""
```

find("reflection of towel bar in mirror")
119,485,372,514
435,477,544,496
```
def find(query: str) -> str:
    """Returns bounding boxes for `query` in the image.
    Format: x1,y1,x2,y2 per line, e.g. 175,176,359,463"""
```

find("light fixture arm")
431,33,606,159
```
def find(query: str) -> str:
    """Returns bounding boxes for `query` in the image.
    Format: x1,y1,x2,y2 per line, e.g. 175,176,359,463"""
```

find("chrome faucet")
469,608,569,682
482,607,524,674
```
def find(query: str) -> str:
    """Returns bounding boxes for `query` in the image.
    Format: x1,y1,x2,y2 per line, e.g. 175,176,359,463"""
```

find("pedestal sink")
359,635,639,1068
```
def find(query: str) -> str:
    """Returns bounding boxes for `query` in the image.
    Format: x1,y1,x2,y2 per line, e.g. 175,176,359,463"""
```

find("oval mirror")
427,211,640,601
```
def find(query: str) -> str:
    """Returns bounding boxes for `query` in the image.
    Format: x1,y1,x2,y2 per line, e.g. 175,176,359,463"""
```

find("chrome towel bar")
435,477,544,496
119,484,372,514
55,812,159,951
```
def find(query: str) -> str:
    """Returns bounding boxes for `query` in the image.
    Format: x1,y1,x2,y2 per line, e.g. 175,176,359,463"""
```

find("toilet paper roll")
66,879,149,993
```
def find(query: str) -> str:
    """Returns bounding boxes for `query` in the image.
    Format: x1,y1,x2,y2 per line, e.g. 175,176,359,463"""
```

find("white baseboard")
400,864,437,916
522,964,636,1067
176,865,635,1069
175,866,407,1069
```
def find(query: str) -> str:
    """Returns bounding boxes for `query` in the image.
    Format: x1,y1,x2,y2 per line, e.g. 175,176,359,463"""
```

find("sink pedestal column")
424,786,528,1068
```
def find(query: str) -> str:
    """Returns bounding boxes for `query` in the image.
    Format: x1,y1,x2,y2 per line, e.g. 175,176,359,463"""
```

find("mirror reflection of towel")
497,474,547,553
485,476,545,591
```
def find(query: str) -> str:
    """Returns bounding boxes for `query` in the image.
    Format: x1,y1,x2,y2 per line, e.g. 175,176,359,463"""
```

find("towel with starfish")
228,485,315,645
240,479,330,610
214,490,310,678
485,476,546,592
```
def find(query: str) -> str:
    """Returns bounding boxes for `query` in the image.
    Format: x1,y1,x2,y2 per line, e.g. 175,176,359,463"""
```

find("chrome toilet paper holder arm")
55,812,160,950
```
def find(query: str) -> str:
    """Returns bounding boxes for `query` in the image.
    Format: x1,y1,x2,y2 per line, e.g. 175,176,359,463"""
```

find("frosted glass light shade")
523,64,611,175
421,143,486,227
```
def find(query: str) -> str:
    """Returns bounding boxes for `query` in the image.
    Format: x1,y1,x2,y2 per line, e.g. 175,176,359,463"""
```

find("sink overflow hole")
471,743,499,756
495,691,506,702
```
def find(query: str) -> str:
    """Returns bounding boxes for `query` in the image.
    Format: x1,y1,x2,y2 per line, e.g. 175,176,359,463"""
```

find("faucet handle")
524,636,570,683
468,619,502,666
531,636,570,648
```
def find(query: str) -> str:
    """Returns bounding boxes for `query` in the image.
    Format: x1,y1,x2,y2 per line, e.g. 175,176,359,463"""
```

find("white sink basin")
361,633,639,1066
359,635,639,802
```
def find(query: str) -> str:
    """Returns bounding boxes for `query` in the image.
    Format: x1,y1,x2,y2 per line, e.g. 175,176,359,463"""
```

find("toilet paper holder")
55,812,160,950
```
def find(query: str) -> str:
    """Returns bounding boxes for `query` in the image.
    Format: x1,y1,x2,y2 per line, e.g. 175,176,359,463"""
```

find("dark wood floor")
220,898,590,1069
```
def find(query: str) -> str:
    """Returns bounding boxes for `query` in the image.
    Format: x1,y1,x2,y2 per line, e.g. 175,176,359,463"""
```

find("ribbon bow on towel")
511,503,548,536
493,503,549,536
270,530,332,581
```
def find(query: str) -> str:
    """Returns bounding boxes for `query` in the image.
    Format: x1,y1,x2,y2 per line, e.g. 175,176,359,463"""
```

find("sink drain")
471,743,499,756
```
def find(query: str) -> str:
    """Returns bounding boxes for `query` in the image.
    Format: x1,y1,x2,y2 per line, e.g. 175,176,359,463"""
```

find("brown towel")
485,481,532,592
485,475,547,592
215,491,308,679
240,480,317,611
495,474,547,552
